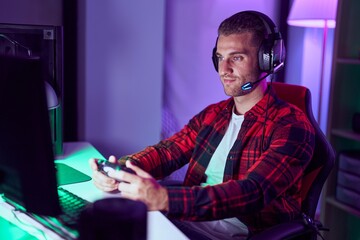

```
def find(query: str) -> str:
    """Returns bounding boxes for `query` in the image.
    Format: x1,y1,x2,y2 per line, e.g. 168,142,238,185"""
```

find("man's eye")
233,56,243,61
217,56,224,61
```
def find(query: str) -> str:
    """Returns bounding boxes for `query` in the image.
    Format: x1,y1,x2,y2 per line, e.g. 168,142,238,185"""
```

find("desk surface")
0,142,188,240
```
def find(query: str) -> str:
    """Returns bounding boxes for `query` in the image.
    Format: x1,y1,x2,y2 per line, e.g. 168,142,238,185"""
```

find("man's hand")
89,156,119,192
89,156,169,212
108,160,169,212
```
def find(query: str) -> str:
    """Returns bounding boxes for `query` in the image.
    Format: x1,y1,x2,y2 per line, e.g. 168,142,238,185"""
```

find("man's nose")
219,59,233,75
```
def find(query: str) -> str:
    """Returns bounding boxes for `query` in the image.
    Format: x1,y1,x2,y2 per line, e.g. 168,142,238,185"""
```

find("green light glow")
0,216,39,240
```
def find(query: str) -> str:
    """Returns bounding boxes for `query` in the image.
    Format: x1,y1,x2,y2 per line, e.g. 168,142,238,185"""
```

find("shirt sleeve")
118,108,207,179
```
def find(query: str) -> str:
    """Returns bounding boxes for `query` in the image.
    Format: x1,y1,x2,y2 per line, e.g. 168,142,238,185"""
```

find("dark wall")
62,1,78,141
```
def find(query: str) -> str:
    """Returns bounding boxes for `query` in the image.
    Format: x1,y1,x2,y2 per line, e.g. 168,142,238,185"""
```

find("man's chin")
224,89,254,97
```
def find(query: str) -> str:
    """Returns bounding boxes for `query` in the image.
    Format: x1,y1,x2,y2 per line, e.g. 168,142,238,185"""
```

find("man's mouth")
222,77,236,84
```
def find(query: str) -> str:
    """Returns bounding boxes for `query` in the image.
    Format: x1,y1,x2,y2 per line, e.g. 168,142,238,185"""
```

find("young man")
89,11,315,239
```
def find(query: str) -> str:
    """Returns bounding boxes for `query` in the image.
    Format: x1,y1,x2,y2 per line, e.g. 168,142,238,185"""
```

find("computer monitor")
0,54,61,216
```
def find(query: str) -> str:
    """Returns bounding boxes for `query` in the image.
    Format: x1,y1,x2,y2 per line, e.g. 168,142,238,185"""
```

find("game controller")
96,159,136,176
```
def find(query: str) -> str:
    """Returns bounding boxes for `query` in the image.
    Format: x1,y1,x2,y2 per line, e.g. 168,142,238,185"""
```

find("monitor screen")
0,54,61,216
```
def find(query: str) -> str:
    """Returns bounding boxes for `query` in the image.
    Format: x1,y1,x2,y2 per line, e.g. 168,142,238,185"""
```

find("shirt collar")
221,85,278,117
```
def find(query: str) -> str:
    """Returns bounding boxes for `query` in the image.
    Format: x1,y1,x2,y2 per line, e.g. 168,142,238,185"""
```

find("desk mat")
56,163,92,186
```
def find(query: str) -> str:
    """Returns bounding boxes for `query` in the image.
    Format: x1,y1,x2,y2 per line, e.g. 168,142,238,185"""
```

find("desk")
0,142,188,240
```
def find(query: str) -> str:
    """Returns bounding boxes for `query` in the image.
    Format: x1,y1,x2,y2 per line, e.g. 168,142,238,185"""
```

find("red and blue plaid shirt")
121,87,315,235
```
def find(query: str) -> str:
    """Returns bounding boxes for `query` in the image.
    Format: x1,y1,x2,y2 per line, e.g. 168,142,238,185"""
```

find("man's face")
215,32,261,97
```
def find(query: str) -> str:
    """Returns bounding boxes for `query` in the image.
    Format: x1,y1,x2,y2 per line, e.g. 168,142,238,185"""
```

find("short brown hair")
218,11,268,47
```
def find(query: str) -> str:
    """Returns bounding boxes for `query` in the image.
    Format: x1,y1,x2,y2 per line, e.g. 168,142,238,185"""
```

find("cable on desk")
11,208,48,240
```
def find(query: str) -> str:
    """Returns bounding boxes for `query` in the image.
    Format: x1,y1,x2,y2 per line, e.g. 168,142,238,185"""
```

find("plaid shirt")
121,87,315,235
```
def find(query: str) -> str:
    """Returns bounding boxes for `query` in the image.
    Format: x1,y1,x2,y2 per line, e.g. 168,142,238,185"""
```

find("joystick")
96,159,136,177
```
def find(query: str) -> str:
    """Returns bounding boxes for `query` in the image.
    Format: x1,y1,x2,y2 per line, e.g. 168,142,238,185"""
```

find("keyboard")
3,187,91,239
57,187,89,228
27,187,91,239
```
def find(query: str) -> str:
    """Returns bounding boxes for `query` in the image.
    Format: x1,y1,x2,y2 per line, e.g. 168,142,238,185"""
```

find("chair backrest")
270,82,335,218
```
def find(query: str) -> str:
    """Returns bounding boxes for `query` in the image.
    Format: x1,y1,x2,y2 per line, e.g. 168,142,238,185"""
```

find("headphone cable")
260,74,273,154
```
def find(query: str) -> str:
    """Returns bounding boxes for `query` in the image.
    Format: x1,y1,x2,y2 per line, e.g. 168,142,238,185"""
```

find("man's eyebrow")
229,51,247,55
216,51,248,56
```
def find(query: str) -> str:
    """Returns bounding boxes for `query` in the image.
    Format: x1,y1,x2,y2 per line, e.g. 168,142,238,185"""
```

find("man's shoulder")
270,99,313,130
276,99,307,118
201,98,233,116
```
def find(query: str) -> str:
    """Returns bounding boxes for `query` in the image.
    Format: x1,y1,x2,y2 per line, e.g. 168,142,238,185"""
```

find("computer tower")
0,24,64,155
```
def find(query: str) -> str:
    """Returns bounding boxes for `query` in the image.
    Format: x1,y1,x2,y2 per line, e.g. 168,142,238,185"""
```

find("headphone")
212,10,285,74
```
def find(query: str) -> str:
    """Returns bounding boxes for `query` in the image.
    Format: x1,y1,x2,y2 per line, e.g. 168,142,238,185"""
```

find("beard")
221,74,260,97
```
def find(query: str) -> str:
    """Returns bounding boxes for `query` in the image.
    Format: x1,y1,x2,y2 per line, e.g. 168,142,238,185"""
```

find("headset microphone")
241,62,284,91
241,73,270,91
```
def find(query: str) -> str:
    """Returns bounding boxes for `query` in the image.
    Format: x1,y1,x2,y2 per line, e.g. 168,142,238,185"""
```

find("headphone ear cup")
258,40,273,72
212,47,218,72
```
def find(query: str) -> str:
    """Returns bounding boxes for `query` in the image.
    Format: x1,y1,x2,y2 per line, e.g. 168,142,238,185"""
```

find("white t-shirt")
197,109,248,239
202,110,244,186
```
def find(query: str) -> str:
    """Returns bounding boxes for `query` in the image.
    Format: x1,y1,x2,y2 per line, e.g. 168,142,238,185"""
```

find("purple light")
287,19,336,28
287,0,338,127
287,0,338,28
